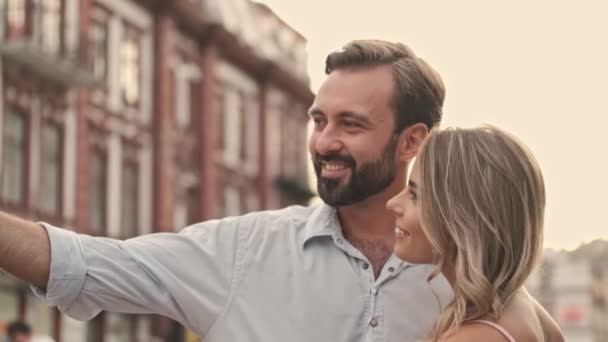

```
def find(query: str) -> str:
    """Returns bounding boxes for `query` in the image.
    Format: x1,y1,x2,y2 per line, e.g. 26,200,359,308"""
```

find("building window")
1,110,27,205
89,148,107,235
6,0,26,32
281,115,296,177
120,28,141,107
40,0,62,53
244,96,259,175
38,122,62,215
90,6,109,82
173,58,200,128
223,88,241,167
120,160,138,238
174,67,200,129
245,192,259,213
223,186,240,217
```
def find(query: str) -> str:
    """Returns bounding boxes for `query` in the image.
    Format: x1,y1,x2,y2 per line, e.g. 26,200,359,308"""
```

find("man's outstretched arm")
0,211,50,289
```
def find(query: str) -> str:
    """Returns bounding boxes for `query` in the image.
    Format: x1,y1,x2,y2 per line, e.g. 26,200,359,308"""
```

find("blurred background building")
0,0,314,341
527,240,608,342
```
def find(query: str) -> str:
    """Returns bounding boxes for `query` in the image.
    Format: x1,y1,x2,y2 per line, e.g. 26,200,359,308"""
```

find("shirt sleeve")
32,216,250,335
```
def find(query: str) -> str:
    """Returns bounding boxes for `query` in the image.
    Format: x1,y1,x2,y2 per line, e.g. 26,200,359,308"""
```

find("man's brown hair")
325,40,445,133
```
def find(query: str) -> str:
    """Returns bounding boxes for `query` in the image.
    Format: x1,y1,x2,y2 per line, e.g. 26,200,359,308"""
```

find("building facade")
527,241,608,342
0,0,314,341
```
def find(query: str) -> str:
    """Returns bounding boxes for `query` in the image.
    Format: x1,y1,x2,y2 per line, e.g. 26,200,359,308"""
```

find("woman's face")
386,161,435,264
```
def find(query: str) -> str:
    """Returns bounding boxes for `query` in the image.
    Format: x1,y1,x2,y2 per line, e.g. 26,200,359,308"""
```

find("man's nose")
313,127,344,155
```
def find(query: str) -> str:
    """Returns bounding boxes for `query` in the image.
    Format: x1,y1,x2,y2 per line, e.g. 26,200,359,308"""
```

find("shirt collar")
301,203,341,249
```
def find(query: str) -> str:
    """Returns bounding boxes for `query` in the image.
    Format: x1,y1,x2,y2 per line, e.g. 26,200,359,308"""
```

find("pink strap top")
469,320,516,342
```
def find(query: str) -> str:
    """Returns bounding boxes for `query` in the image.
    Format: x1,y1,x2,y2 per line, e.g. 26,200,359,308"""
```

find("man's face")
308,65,400,206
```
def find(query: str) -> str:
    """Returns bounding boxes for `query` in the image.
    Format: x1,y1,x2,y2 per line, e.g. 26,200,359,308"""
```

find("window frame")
88,145,108,235
1,106,30,210
120,143,139,239
37,118,65,219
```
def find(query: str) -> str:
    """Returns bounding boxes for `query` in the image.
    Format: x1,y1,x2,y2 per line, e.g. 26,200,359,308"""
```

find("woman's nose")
386,190,406,214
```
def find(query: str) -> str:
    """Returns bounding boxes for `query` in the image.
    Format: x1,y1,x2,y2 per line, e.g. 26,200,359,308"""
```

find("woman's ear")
397,123,429,163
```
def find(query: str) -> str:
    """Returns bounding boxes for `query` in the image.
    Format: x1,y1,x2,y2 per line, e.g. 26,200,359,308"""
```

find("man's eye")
343,121,359,128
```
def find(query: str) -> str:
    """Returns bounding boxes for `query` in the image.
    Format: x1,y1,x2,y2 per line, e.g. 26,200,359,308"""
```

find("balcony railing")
0,0,96,87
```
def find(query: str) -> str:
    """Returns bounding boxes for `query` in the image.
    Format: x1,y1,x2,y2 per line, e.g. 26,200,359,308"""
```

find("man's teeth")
323,163,347,171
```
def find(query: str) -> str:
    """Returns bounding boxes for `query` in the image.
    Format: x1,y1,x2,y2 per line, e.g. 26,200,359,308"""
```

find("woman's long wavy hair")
417,126,545,341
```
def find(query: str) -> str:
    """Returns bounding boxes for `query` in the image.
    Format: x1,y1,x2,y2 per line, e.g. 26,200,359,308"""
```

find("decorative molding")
174,29,200,59
95,0,152,29
217,60,258,95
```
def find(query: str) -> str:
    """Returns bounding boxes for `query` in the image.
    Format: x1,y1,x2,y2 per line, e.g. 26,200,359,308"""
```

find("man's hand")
0,211,51,289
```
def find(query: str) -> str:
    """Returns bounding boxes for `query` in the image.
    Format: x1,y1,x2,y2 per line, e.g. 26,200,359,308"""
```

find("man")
0,40,449,341
6,322,32,342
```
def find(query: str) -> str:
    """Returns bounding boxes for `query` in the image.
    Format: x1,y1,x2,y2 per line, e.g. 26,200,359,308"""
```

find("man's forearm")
0,211,50,289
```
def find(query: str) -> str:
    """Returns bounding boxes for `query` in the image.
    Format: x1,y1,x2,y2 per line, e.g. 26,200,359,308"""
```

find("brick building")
0,0,314,340
527,241,608,342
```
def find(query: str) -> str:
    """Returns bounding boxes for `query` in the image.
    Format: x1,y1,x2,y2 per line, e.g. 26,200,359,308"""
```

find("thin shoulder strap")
469,320,517,342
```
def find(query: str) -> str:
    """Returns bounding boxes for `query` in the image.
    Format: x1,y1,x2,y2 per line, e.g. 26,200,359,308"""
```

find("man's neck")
338,198,395,241
337,190,399,278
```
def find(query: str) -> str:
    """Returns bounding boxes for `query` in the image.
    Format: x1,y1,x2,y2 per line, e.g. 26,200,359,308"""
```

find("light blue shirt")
34,204,453,341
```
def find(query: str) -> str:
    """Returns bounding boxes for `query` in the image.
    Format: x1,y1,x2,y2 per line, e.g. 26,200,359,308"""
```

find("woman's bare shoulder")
530,295,565,342
499,289,565,342
438,323,511,342
440,320,549,342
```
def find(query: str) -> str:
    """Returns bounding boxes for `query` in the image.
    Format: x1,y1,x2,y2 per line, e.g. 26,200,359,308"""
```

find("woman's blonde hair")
417,126,545,341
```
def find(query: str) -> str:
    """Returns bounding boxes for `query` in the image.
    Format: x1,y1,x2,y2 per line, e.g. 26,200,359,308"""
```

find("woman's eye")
408,191,418,202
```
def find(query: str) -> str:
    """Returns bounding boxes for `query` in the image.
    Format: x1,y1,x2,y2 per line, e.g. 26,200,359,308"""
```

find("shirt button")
336,238,343,244
369,318,378,328
362,263,369,270
388,266,395,273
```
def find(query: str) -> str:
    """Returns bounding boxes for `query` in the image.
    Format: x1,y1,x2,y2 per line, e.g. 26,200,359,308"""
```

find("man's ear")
397,123,429,163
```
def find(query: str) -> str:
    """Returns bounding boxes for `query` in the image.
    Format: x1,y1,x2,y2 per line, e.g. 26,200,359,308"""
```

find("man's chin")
318,188,352,207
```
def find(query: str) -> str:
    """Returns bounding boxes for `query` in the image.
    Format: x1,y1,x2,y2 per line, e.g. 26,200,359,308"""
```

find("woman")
387,126,564,341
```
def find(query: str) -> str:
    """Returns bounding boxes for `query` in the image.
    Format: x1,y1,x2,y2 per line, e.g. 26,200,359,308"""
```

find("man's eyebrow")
338,111,372,125
307,109,373,127
308,108,324,116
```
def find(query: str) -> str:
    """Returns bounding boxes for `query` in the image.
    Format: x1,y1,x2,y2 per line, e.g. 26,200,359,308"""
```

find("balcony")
0,0,96,87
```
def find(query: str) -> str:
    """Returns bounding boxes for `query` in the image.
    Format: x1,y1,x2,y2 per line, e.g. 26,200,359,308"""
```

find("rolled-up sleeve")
32,217,249,336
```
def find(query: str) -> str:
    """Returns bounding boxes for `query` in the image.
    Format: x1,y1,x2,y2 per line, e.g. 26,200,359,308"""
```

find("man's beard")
312,135,398,207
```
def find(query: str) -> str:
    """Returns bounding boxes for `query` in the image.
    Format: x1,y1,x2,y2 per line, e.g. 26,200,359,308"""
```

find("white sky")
258,0,608,251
